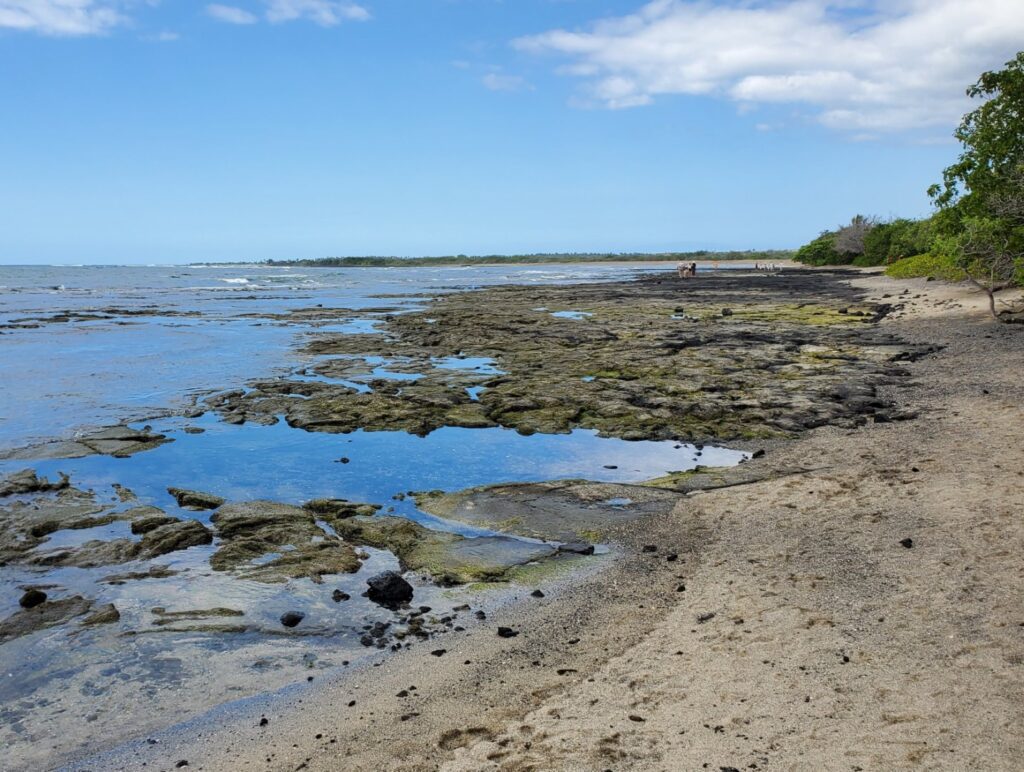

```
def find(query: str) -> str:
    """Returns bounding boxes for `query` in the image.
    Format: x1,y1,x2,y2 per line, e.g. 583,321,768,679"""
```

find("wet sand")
81,270,1024,771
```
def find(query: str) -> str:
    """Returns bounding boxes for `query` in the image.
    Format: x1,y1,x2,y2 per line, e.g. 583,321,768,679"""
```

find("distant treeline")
261,250,793,268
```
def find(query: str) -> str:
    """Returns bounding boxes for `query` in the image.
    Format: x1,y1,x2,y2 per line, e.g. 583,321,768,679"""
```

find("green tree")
930,52,1024,319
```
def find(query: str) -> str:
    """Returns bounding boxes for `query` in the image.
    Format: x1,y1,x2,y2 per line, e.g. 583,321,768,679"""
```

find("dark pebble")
642,545,658,553
430,649,446,657
531,590,545,598
900,538,914,549
19,589,47,609
280,611,305,628
259,717,268,727
332,590,350,602
497,627,519,638
696,612,715,623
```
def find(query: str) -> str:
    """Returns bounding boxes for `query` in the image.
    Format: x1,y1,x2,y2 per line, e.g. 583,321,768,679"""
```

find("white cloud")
482,72,532,92
206,4,257,25
264,0,369,26
515,0,1024,132
0,0,124,36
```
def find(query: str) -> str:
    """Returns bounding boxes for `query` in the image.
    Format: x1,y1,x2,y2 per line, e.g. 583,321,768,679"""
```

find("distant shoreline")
191,250,793,269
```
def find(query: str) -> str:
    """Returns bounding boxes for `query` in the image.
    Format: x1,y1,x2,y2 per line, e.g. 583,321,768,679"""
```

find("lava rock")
366,571,414,608
557,541,595,555
900,537,914,549
530,589,545,598
167,487,225,511
82,603,120,625
280,611,305,628
332,590,351,602
19,589,47,609
497,626,519,638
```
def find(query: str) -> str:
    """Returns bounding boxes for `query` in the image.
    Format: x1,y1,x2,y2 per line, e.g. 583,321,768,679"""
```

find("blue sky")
1,0,1022,264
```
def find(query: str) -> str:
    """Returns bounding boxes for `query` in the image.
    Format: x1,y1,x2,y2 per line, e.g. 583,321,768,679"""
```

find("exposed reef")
204,269,928,442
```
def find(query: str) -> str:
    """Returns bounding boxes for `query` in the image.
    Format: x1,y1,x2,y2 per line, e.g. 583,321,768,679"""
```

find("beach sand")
92,271,1024,772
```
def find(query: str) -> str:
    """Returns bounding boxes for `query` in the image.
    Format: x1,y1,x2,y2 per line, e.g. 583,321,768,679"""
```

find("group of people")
754,262,782,271
677,261,699,278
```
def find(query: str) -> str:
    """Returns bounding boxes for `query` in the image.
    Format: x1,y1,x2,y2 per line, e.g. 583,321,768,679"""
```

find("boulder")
366,571,414,608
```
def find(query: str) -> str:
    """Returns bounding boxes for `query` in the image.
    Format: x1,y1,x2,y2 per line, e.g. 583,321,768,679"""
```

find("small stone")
280,611,305,628
603,464,618,469
899,538,914,549
751,449,766,459
696,612,715,623
497,627,519,638
530,590,545,598
19,589,47,609
332,590,350,602
430,649,446,657
721,308,733,316
642,545,658,553
175,762,188,768
665,553,678,562
259,717,269,727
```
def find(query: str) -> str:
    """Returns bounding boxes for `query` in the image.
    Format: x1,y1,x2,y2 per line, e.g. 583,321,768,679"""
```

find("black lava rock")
642,545,658,553
497,627,519,638
530,590,545,598
19,589,47,609
900,537,914,549
280,611,305,628
332,590,350,602
366,571,414,608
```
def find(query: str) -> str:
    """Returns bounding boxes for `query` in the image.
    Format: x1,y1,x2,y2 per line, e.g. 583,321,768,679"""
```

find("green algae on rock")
210,500,363,583
331,516,558,585
415,481,684,544
204,269,927,444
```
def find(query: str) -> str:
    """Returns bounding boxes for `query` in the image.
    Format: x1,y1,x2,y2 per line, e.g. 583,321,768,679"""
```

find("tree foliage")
930,52,1024,317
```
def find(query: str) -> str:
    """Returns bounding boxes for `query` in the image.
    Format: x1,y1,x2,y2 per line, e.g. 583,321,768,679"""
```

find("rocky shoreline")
6,265,1013,770
69,268,1024,772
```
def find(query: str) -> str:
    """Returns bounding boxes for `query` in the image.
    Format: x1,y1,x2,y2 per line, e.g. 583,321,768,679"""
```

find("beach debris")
430,649,446,657
366,570,414,607
696,612,716,623
280,611,305,628
167,487,225,511
900,537,914,548
497,626,519,638
19,589,47,608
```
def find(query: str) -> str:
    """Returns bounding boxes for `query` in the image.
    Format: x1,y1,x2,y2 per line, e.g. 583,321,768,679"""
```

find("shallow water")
0,261,751,768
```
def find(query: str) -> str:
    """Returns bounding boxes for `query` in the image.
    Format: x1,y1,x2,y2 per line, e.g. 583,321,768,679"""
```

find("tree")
930,52,1024,319
833,214,876,258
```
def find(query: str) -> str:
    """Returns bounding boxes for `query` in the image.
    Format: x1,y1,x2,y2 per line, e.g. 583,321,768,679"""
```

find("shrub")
884,252,967,282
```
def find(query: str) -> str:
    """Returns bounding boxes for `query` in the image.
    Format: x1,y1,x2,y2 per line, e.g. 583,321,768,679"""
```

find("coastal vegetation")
794,52,1024,319
258,249,793,268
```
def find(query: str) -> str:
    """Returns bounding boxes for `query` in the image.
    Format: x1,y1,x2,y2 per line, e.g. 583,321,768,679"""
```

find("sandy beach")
67,268,1022,772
